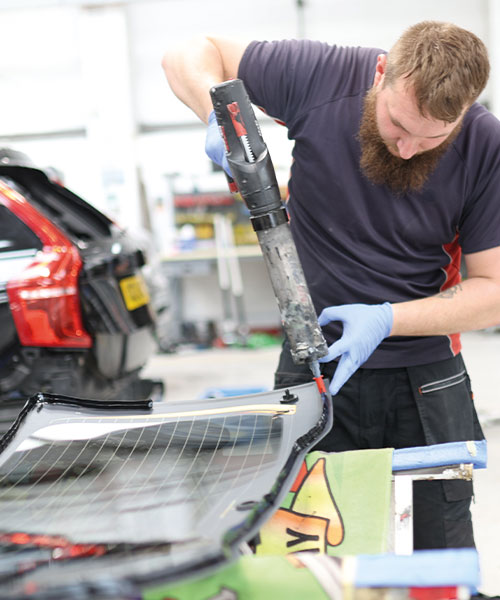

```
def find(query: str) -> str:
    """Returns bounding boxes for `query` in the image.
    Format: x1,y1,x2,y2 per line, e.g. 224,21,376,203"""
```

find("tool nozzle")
309,359,321,379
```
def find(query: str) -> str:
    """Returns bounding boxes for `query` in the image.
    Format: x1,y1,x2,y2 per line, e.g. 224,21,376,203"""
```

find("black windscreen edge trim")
0,393,153,456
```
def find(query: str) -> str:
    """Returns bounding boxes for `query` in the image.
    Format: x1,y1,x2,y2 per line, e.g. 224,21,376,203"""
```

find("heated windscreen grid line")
56,419,165,521
53,427,127,519
0,414,97,510
90,414,177,512
1,419,112,519
66,416,185,520
170,414,238,514
209,412,284,515
0,415,186,525
204,413,254,516
0,405,294,544
113,415,184,510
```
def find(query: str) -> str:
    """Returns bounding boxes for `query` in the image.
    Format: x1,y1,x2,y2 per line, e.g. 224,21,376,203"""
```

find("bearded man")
162,22,500,553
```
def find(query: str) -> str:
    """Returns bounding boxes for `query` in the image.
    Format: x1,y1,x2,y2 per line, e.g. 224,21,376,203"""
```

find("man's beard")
358,88,461,194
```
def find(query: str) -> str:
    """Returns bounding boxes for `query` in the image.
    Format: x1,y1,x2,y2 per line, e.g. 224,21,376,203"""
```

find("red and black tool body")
210,79,328,376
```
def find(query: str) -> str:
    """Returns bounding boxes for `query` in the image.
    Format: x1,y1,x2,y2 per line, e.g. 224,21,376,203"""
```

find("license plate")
119,274,150,311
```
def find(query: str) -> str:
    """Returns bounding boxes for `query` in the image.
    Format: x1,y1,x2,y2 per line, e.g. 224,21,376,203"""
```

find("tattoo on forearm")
437,283,463,299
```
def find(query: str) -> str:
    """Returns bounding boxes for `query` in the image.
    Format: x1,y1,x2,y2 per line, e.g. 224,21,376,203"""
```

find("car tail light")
1,181,92,348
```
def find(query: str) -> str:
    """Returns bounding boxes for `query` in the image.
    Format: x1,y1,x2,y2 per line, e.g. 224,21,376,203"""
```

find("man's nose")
396,136,419,159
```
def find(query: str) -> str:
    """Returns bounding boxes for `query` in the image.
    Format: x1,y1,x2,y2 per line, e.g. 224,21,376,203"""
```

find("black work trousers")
274,340,485,550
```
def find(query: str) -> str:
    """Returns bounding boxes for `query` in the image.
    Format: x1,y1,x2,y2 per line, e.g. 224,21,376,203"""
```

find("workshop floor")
143,330,500,595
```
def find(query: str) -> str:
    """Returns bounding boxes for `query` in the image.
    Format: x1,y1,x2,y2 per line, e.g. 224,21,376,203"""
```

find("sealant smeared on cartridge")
210,79,328,366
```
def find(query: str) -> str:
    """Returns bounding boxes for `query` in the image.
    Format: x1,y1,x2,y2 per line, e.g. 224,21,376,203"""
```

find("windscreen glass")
0,384,331,598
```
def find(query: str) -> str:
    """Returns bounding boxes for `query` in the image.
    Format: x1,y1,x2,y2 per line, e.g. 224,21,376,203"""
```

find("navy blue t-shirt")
239,39,500,368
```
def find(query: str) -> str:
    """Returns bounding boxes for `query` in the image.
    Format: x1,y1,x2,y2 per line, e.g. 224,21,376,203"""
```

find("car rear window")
0,205,42,253
0,167,114,243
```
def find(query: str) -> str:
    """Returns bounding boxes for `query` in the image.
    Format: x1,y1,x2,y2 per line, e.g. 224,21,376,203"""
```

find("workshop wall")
0,0,494,229
0,0,496,337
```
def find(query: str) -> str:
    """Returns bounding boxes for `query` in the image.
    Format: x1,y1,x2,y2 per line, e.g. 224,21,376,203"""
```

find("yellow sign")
119,275,150,311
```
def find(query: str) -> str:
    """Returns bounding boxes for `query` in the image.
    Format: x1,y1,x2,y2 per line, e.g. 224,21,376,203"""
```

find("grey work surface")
144,329,500,595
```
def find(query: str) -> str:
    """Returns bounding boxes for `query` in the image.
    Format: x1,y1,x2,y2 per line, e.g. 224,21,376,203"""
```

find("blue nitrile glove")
205,110,232,176
318,302,393,395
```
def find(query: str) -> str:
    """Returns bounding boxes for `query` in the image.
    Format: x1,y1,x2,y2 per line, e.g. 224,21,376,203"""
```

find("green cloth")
143,555,328,600
256,448,393,556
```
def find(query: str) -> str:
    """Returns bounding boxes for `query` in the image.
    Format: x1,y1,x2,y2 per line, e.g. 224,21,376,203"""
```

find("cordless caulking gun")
210,79,328,389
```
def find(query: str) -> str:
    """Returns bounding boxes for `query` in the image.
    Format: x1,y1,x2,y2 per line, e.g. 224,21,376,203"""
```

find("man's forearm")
390,276,500,336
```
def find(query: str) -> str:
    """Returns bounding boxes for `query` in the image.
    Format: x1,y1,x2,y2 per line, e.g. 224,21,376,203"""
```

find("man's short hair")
384,21,490,122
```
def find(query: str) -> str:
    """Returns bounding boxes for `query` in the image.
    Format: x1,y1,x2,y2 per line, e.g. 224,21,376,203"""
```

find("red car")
0,150,163,429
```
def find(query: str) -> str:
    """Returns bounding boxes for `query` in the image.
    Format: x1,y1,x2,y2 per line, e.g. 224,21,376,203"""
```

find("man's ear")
373,54,387,86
